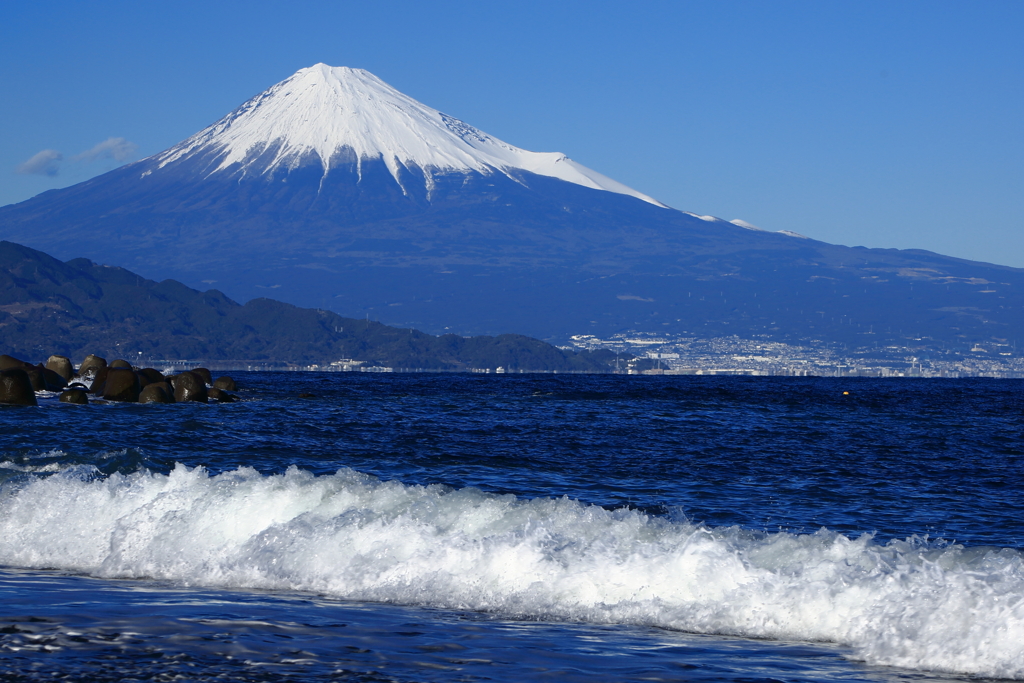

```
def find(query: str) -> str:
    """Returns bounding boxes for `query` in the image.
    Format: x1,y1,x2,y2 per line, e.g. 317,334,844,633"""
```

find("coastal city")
564,332,1024,378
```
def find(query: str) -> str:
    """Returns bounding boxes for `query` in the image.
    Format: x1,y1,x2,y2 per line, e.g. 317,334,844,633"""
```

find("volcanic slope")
1,64,1022,350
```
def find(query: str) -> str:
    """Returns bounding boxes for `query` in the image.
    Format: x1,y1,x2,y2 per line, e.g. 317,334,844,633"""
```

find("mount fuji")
2,64,1023,349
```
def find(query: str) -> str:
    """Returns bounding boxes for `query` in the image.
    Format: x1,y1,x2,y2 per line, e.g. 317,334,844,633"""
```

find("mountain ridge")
0,240,616,372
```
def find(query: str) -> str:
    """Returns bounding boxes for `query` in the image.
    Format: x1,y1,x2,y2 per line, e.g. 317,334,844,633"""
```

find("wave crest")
1,463,1022,678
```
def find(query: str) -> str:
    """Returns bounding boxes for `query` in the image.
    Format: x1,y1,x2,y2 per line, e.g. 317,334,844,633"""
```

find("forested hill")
0,241,616,372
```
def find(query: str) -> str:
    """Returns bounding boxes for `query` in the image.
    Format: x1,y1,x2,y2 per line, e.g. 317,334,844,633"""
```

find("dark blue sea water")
1,373,1023,681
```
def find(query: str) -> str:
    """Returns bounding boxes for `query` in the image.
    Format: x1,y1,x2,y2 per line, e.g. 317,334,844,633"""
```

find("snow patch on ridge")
730,219,764,231
152,64,666,207
686,215,810,239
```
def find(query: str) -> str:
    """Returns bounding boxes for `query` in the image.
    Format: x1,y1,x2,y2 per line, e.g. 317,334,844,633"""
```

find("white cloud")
16,149,63,176
72,137,138,163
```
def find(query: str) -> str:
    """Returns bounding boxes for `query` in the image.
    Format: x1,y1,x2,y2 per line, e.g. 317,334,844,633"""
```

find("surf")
1,461,1022,678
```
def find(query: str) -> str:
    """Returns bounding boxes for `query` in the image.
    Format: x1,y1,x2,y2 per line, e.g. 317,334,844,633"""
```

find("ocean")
1,373,1022,681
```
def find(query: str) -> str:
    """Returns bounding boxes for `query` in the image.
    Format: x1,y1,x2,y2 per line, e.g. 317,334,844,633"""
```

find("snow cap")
154,64,666,207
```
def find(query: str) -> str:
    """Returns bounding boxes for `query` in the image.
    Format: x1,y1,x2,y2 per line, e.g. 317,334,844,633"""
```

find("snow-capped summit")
153,63,666,207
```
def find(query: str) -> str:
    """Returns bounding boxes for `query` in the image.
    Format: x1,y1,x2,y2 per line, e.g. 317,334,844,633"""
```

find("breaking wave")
1,462,1022,678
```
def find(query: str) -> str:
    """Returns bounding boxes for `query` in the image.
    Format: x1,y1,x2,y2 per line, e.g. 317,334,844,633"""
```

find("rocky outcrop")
0,368,38,406
213,376,237,391
2,349,238,407
0,355,25,371
1,355,66,392
89,366,109,394
138,368,166,385
23,365,46,391
139,382,174,403
59,388,89,404
101,368,141,402
32,364,67,391
208,387,236,403
79,354,107,376
170,372,208,403
46,355,74,381
191,367,213,385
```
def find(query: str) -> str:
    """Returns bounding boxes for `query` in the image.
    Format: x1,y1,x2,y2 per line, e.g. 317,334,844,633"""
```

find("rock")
45,355,74,381
23,365,46,391
171,372,208,403
208,387,236,403
102,368,141,402
79,354,107,376
67,382,89,391
0,359,60,392
59,388,89,405
148,380,175,395
33,364,68,391
90,366,110,394
213,376,237,391
138,368,166,385
109,359,133,369
0,354,27,371
139,383,174,403
190,367,213,385
0,368,38,406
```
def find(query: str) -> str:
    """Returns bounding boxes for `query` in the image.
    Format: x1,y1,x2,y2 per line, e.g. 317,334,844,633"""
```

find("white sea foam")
1,463,1022,678
0,460,63,474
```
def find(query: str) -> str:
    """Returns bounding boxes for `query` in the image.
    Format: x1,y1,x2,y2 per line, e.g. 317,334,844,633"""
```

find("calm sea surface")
1,373,1022,681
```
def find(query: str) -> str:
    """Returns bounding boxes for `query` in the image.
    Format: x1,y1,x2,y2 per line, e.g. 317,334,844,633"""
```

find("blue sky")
2,1,1022,266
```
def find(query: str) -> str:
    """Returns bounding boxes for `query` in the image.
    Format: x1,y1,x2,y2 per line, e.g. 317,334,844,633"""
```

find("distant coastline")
111,353,1024,379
